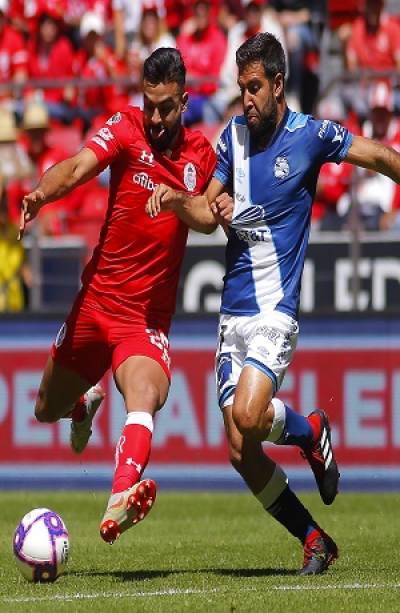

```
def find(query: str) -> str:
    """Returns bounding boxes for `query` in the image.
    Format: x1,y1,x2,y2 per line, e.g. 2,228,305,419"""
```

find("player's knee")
232,406,265,441
123,379,162,411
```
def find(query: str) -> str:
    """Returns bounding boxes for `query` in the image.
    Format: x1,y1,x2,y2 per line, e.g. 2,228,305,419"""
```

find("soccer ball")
13,508,69,582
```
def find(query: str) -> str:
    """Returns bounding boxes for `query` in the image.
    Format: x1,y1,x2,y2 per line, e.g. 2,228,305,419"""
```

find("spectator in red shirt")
74,11,128,132
346,0,400,72
313,95,354,230
10,102,67,235
177,0,226,125
0,0,27,102
336,81,400,231
345,0,400,118
26,9,76,124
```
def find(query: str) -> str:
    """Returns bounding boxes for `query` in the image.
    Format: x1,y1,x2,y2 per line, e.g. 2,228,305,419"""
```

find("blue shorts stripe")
244,357,277,392
219,384,236,408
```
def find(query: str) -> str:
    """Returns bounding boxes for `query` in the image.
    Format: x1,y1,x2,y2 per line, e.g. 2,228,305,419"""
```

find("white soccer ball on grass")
13,508,69,582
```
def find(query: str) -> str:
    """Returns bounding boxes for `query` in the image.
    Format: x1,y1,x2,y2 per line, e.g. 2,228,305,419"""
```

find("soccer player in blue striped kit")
146,32,400,574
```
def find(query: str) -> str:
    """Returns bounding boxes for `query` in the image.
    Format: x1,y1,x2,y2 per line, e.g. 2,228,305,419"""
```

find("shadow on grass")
70,567,297,581
213,568,297,577
69,569,173,581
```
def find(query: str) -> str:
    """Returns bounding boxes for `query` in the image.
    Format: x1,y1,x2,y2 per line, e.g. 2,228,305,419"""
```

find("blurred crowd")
0,0,400,311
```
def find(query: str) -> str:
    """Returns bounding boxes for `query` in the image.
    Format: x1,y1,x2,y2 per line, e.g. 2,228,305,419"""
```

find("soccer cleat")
301,409,340,505
70,385,105,454
100,479,157,545
298,529,338,576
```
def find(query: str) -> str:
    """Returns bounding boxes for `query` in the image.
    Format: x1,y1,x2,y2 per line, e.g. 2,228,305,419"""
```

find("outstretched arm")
19,148,101,239
146,177,228,234
345,135,400,183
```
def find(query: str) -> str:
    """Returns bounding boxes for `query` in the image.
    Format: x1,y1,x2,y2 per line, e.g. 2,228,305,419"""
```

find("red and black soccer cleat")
302,409,340,505
299,529,339,576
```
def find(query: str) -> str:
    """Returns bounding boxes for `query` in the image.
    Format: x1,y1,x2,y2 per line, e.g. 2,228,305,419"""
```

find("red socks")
111,412,153,494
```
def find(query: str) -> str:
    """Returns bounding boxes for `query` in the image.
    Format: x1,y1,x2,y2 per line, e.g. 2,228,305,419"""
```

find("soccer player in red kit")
18,48,217,544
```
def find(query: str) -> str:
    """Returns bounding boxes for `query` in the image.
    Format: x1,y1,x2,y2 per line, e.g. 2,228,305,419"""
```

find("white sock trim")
266,397,286,443
125,411,154,433
255,465,289,509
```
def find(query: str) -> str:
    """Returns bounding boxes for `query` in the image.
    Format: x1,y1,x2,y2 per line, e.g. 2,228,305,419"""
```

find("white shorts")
216,310,299,409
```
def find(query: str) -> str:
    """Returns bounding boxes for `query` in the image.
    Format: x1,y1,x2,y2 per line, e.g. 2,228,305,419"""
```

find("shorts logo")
146,328,170,369
184,162,196,192
55,323,67,348
274,156,289,179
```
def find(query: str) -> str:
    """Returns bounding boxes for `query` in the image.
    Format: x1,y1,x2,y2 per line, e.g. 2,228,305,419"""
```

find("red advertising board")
0,343,400,476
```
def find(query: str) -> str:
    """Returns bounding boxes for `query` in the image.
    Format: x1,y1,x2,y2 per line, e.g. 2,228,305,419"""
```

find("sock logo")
126,458,142,473
115,435,126,467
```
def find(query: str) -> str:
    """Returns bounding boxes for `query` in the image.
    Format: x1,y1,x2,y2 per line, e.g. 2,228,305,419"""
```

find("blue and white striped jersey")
214,108,353,318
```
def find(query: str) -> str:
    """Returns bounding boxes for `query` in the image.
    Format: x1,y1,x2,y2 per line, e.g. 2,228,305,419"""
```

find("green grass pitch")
0,490,399,612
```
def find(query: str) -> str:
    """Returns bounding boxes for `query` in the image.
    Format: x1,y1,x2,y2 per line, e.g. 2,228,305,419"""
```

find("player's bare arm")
146,177,233,233
19,148,100,239
345,135,400,183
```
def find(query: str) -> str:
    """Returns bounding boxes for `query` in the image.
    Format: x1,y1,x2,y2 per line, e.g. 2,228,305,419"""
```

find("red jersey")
0,24,27,82
27,36,75,103
347,15,400,70
177,24,227,96
83,106,216,329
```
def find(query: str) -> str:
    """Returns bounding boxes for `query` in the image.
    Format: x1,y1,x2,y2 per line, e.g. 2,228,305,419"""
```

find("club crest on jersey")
274,156,290,179
184,162,196,192
139,150,155,167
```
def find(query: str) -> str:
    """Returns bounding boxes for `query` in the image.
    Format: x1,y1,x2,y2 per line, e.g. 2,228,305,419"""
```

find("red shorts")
51,294,171,385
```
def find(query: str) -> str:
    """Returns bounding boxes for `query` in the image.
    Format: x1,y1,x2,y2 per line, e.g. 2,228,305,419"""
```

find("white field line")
3,583,400,604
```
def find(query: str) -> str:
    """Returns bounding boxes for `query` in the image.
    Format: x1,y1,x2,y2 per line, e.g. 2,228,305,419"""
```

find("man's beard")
247,102,278,145
146,123,179,152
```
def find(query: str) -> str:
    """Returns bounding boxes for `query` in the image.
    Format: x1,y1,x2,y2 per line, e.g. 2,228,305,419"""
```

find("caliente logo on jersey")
184,163,196,191
274,156,290,179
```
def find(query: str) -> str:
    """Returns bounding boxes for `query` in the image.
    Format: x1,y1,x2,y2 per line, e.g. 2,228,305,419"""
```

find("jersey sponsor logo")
139,149,155,167
106,112,122,125
98,127,114,141
332,124,345,144
235,168,245,184
133,172,158,191
217,137,227,153
92,136,108,151
274,156,290,179
236,228,271,243
318,119,330,139
231,204,265,226
91,127,114,152
184,162,196,192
